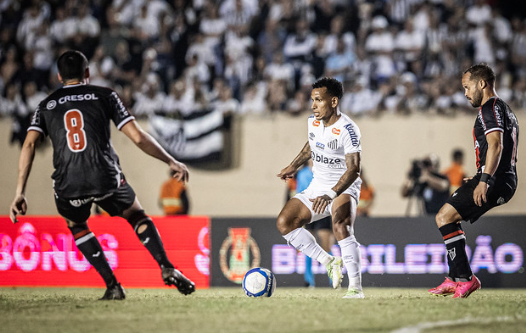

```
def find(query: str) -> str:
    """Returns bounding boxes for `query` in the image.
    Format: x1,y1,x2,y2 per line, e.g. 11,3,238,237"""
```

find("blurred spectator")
286,90,308,117
0,83,29,147
394,18,425,72
325,37,355,83
134,74,166,118
23,81,46,111
401,154,450,216
257,19,287,64
240,82,267,115
322,14,356,58
0,46,19,88
213,85,240,116
162,79,192,117
442,148,466,194
357,169,375,217
264,51,295,91
220,0,258,31
466,0,492,27
341,77,381,117
0,0,525,127
159,170,190,215
283,19,317,79
365,15,396,86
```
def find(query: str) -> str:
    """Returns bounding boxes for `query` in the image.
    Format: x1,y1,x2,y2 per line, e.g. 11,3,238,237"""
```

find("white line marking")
391,316,515,333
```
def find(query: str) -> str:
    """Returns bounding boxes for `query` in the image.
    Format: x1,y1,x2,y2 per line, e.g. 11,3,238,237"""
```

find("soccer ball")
242,267,277,297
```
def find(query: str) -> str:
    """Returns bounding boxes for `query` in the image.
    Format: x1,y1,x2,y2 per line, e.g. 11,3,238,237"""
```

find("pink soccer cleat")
428,277,457,296
453,275,481,299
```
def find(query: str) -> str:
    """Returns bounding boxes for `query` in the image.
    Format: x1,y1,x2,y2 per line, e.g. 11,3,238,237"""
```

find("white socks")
339,235,362,290
283,228,332,266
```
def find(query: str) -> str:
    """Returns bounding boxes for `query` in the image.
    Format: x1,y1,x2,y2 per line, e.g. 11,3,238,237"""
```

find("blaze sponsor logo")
59,94,99,104
311,151,343,168
344,124,359,146
328,139,338,150
332,128,340,135
313,120,320,127
316,142,325,150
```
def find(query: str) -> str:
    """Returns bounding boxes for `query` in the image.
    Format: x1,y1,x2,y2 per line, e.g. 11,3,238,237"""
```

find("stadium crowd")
1,0,526,146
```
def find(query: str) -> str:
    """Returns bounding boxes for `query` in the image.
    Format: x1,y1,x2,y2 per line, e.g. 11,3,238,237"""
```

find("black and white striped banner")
148,109,224,163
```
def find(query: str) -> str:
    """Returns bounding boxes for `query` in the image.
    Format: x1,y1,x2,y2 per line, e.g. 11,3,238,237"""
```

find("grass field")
1,287,526,333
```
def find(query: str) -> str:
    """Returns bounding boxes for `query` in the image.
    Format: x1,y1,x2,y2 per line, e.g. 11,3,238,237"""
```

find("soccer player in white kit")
277,77,364,298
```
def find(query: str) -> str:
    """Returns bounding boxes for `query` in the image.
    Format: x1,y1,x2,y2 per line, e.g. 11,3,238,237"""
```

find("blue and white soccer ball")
242,267,277,297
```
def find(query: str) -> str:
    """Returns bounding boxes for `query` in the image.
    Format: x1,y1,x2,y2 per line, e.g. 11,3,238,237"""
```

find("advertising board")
0,216,210,288
210,216,526,288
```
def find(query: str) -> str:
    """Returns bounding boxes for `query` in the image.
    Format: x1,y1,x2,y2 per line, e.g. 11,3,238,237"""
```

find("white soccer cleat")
343,288,365,299
326,256,343,289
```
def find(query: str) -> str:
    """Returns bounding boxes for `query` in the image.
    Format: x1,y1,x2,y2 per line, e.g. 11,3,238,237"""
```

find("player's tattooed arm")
332,152,361,195
310,152,361,214
277,142,311,181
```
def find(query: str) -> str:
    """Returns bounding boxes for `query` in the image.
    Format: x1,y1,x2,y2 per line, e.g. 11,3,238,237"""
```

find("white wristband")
328,190,337,200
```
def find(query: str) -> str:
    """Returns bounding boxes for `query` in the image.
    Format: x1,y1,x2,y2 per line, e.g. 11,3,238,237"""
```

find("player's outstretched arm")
10,131,41,223
277,142,311,181
121,120,189,183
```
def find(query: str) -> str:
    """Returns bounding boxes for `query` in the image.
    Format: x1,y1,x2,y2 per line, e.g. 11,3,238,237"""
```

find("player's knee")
276,215,290,235
435,208,454,228
126,209,150,232
332,217,350,236
276,214,301,235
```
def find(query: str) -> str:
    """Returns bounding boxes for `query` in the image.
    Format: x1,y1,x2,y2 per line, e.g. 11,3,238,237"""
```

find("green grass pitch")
1,287,526,333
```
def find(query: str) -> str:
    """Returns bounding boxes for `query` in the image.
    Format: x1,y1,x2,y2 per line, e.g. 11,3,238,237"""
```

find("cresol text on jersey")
57,93,99,104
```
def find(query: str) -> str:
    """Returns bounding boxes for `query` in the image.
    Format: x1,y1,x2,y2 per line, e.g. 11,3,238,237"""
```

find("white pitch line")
391,316,515,333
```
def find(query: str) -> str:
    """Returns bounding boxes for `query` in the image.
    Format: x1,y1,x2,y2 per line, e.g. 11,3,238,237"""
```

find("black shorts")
55,182,136,223
447,173,516,223
305,216,332,230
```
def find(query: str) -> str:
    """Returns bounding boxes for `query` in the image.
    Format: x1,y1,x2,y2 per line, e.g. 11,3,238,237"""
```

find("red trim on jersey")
473,128,480,169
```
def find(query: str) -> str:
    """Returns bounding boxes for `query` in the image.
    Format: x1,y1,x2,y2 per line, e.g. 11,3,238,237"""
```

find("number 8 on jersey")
64,109,87,152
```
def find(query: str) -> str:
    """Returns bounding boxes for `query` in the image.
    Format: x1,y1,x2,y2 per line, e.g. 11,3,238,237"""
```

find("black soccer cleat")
162,267,196,295
99,282,126,301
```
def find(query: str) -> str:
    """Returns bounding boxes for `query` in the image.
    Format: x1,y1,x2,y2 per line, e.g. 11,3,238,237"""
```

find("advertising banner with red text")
0,216,209,288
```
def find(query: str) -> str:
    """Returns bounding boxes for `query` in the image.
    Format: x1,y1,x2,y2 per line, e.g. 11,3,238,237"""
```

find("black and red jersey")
28,84,135,198
473,97,519,179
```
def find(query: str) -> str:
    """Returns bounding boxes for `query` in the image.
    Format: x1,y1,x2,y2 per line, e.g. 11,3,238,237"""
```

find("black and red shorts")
55,182,136,223
447,173,516,223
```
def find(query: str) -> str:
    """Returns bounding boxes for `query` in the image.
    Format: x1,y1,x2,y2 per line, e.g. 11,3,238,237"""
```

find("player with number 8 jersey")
29,85,134,198
10,50,196,300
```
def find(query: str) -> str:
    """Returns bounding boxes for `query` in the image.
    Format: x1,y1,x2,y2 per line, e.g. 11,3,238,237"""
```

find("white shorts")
293,180,359,224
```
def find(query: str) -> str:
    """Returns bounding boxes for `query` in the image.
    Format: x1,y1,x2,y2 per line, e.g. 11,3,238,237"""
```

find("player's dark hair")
312,77,343,99
57,50,88,81
464,63,496,85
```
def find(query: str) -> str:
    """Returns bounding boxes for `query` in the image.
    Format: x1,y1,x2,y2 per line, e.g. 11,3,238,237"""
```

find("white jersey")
306,113,362,201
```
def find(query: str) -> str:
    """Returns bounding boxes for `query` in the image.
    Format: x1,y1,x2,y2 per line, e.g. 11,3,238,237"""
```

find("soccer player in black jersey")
429,63,519,299
9,50,195,300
